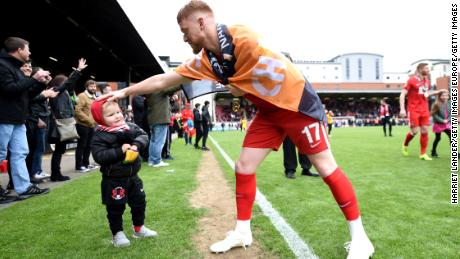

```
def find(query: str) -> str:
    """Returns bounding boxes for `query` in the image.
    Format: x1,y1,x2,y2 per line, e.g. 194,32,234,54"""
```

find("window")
346,58,350,80
358,58,362,80
386,76,390,80
375,59,380,80
334,66,338,70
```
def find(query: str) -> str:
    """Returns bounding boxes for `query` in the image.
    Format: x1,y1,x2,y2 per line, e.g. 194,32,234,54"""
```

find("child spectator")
91,97,157,247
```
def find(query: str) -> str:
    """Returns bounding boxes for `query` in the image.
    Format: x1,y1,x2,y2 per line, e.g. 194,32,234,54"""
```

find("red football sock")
404,132,415,146
235,173,256,220
324,168,360,221
420,132,428,154
134,225,142,232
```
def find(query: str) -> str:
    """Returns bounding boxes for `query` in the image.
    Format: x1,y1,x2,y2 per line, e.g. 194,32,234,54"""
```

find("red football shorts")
243,110,330,155
408,110,430,127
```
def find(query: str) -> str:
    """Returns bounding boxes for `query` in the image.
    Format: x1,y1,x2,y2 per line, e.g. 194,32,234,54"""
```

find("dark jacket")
0,49,46,124
193,108,202,125
47,70,82,144
49,70,81,119
202,105,211,125
91,123,148,178
28,93,50,123
432,103,449,124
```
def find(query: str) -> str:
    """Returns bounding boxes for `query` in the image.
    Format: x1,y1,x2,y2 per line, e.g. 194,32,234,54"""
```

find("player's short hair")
416,63,428,72
4,37,29,53
177,0,213,23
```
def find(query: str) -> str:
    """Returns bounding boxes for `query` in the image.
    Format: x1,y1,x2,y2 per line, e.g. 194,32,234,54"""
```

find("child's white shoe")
133,225,158,238
112,231,130,247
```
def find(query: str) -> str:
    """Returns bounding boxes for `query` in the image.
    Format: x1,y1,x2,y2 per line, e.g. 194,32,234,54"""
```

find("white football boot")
209,230,252,253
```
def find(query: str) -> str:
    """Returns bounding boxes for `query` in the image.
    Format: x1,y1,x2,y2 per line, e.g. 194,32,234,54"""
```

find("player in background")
399,63,446,160
325,107,334,136
379,99,392,137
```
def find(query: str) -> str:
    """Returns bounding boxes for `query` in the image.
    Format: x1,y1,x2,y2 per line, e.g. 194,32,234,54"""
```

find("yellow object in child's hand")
123,149,139,164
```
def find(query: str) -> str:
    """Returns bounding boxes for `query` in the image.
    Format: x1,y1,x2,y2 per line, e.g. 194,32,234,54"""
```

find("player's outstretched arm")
108,71,192,101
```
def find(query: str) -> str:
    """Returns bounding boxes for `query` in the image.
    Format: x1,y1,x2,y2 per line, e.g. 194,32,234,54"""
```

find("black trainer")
202,146,210,151
50,175,70,182
7,182,14,190
19,184,50,199
0,195,18,204
30,176,44,184
301,170,320,177
285,171,296,179
0,185,10,196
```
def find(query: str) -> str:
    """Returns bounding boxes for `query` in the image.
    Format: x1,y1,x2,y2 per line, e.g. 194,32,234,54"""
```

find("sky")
118,0,450,73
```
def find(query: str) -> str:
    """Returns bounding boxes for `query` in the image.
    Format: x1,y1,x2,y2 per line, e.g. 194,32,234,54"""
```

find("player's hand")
399,109,406,118
121,144,131,153
107,89,127,102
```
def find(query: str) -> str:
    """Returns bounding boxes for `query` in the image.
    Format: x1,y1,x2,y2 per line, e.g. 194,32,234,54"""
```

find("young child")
430,89,451,158
91,97,157,247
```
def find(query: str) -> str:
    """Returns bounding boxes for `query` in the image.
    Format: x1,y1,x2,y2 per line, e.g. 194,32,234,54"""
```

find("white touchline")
209,136,319,259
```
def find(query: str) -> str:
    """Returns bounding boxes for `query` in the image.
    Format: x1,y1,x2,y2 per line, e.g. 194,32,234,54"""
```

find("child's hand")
121,144,131,153
130,145,138,152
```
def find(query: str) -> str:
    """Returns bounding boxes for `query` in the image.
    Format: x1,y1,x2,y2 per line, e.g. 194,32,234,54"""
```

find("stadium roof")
410,59,449,66
328,52,384,62
0,0,164,88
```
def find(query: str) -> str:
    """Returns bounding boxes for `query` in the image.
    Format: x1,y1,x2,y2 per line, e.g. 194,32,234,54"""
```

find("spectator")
193,103,203,149
0,37,50,198
162,113,175,160
283,137,319,179
181,102,194,145
75,79,98,172
201,101,211,150
25,65,57,182
430,90,450,158
146,86,180,167
131,95,150,161
48,58,87,181
90,98,157,247
97,82,111,96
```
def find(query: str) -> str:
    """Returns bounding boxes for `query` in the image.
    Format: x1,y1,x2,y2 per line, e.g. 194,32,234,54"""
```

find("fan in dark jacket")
90,97,157,247
0,37,51,198
47,58,87,181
